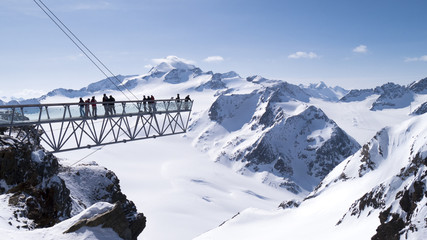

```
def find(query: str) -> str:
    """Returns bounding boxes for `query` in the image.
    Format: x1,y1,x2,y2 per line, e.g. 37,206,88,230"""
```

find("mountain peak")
149,56,196,73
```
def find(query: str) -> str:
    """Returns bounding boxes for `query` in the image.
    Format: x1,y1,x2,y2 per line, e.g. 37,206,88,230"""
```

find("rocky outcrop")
370,83,414,111
411,102,427,115
65,202,145,240
242,106,360,192
0,130,146,238
59,162,146,238
0,134,71,228
408,77,427,94
340,82,416,111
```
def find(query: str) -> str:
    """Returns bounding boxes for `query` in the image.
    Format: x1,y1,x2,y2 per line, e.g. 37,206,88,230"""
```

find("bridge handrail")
0,99,193,109
0,99,194,127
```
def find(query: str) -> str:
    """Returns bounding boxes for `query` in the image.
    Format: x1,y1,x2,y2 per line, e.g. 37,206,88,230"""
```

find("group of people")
78,93,192,118
142,95,156,112
175,94,192,110
79,94,116,117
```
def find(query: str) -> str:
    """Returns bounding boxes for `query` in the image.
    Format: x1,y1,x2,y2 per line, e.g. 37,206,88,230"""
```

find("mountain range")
1,55,426,239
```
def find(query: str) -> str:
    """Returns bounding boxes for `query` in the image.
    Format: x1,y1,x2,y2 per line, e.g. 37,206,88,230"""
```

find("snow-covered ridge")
193,80,360,194
196,114,427,240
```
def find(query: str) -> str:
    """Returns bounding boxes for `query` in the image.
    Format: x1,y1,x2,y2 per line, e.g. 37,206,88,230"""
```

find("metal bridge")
0,99,193,153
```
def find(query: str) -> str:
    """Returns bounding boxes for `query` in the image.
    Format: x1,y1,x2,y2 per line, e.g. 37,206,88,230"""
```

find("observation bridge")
0,99,193,153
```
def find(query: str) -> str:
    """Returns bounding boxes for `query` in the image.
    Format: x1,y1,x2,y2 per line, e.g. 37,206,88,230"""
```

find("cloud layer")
203,56,224,62
404,55,427,62
353,45,368,53
288,51,318,59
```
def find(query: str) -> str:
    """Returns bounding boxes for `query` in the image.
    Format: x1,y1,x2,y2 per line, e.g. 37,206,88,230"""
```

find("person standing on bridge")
102,94,109,116
79,98,85,117
109,95,116,115
91,96,97,117
143,95,147,112
184,95,191,110
150,95,156,112
84,98,91,117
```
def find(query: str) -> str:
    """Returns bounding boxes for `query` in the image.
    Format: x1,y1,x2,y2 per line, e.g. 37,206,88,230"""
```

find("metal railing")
0,99,193,153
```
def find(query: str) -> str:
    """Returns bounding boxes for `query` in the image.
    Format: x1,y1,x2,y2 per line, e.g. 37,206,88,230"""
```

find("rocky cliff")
0,128,145,239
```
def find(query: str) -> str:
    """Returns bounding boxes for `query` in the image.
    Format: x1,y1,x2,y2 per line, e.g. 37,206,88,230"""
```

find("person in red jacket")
91,96,97,117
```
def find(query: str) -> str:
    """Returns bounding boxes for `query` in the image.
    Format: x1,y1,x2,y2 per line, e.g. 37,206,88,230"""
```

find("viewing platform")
0,99,193,153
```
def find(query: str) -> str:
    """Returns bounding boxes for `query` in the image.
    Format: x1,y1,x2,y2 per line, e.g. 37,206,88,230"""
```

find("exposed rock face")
370,83,414,111
278,199,301,209
59,162,146,239
340,89,376,102
204,83,360,193
241,106,360,192
340,82,416,111
0,134,71,229
0,130,146,238
330,132,427,239
408,77,427,94
164,67,202,84
195,72,229,91
65,203,144,240
411,102,427,115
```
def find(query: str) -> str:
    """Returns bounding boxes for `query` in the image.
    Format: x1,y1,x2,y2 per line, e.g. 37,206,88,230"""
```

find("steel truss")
0,100,193,153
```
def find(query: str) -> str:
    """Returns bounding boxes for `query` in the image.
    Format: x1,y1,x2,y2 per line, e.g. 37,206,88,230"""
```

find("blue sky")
1,0,427,98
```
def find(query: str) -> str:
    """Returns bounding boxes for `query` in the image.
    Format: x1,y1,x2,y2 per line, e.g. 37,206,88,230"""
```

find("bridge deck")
0,99,193,153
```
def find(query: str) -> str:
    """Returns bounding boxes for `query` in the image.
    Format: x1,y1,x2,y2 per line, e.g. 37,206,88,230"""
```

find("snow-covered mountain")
299,81,349,101
2,56,427,239
195,81,360,193
195,113,427,240
340,82,419,111
412,101,427,115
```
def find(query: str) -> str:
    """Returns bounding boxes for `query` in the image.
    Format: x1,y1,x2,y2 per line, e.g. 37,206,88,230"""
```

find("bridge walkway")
0,99,193,153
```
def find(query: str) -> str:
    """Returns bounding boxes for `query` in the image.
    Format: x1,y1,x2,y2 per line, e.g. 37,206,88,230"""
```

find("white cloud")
203,56,224,62
353,45,368,53
15,89,46,99
144,64,154,69
288,51,318,59
152,56,195,65
404,55,427,62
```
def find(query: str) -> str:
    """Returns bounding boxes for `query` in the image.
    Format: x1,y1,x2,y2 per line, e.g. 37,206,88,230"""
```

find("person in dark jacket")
84,98,91,117
184,95,191,110
109,95,116,115
150,95,156,112
102,94,109,116
142,95,147,112
79,98,85,117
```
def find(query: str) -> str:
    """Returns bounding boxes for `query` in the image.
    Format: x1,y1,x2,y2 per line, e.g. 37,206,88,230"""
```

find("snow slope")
195,114,427,240
2,57,427,239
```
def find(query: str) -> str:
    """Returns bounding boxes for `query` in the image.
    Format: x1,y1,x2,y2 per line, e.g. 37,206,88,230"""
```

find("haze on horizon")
1,0,426,99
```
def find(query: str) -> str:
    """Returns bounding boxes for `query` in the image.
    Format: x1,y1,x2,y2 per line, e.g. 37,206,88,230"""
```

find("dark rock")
278,200,300,209
372,207,405,240
1,130,146,239
408,77,427,94
411,102,427,115
0,133,71,228
65,203,145,240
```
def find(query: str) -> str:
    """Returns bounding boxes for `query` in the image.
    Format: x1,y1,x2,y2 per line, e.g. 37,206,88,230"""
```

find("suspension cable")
33,0,140,101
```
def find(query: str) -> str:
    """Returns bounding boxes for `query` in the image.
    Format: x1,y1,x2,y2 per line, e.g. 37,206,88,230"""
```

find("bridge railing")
0,99,193,127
